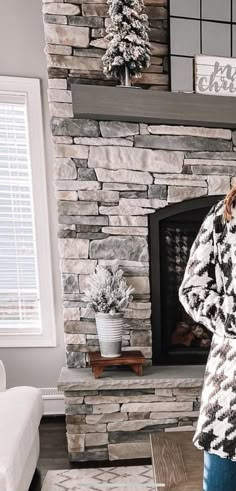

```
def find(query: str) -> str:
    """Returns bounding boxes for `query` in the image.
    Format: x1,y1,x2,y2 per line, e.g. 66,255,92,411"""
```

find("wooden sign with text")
195,55,236,97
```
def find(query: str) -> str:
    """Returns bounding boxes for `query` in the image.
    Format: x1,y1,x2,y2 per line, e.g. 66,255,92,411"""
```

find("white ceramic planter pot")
95,312,124,358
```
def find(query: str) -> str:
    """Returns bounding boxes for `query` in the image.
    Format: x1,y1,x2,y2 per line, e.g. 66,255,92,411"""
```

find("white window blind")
0,97,41,332
0,77,56,347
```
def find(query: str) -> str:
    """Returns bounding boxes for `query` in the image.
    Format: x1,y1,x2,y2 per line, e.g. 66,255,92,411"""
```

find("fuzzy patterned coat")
179,199,236,460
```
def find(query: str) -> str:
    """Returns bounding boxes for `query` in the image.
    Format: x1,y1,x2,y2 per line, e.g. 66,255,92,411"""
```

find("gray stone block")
131,331,152,346
96,168,153,185
78,190,119,202
72,159,88,168
108,216,148,227
148,125,231,140
119,191,147,199
100,121,139,137
90,236,148,261
168,186,207,203
51,118,99,136
78,168,97,181
59,238,89,259
68,16,103,27
58,201,98,216
102,227,148,236
76,232,109,240
103,183,147,191
86,413,128,424
55,158,77,179
74,137,133,147
66,415,86,424
99,205,155,216
44,24,89,47
43,3,80,14
89,146,183,173
185,151,236,160
67,423,106,433
60,215,108,225
85,433,108,447
66,352,86,369
192,165,236,175
54,144,88,159
44,14,67,24
134,135,232,151
62,274,79,293
56,180,101,191
64,321,96,334
148,184,167,199
108,442,151,460
128,412,150,420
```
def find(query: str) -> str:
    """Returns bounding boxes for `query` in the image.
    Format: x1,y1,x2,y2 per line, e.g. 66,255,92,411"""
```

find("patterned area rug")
42,466,157,491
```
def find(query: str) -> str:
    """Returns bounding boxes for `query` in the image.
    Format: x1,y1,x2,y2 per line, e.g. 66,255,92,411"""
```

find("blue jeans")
203,451,236,491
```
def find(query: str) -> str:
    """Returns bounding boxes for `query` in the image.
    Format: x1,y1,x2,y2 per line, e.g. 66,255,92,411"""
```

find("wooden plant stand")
89,350,145,378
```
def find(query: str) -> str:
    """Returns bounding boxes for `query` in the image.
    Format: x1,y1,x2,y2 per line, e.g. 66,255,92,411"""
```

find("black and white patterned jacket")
179,199,236,460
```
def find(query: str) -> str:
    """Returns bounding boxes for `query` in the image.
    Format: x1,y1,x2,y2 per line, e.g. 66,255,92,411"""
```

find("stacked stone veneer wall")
51,118,233,369
43,0,168,90
64,376,203,461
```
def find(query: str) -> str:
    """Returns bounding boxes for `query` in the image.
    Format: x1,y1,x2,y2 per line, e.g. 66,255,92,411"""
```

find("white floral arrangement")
84,263,135,314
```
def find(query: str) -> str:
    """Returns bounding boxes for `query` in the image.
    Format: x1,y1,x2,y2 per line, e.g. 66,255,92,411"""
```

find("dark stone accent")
51,118,100,137
148,185,167,199
178,421,194,427
128,412,151,420
69,449,109,462
119,191,147,199
109,431,150,444
65,404,93,415
185,151,236,160
58,230,77,238
191,165,236,175
44,14,66,24
66,351,86,369
75,225,102,232
193,400,201,411
74,48,105,58
124,320,151,330
91,28,106,38
48,68,68,78
68,15,103,27
149,28,168,43
99,389,155,396
62,274,79,293
134,135,232,152
77,168,97,180
90,236,149,261
146,6,167,19
76,232,109,240
66,415,86,424
72,159,88,168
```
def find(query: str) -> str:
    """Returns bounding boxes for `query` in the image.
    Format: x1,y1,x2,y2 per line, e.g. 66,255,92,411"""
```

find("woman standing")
179,189,236,491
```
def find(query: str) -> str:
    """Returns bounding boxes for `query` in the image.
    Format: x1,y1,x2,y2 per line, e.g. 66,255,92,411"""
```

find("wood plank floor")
29,416,151,491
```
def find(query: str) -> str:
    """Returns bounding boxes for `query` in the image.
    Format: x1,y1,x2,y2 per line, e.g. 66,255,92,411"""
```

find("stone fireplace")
42,0,236,462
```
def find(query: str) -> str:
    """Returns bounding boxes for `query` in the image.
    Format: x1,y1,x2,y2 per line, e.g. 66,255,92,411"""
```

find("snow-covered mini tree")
102,0,151,86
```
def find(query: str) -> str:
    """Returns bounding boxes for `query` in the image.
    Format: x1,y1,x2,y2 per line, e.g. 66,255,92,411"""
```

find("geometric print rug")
41,466,158,491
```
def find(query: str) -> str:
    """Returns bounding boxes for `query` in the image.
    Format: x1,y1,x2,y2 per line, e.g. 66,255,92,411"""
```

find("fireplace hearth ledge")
58,365,205,391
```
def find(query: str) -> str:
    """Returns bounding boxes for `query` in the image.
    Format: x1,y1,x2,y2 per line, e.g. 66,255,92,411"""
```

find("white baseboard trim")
40,388,65,415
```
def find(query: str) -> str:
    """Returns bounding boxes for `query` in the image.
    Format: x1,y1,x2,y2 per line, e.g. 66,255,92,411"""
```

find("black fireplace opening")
150,195,224,366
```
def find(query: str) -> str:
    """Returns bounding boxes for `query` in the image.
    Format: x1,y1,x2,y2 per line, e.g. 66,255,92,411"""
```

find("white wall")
0,0,65,388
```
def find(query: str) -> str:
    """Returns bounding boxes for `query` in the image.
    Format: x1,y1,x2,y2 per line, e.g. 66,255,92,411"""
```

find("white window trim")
0,76,56,347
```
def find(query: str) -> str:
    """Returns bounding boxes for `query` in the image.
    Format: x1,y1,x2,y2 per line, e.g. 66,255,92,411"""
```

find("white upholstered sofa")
0,360,43,491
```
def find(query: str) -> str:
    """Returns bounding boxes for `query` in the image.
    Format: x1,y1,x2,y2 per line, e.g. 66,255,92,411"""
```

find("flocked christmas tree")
102,0,151,86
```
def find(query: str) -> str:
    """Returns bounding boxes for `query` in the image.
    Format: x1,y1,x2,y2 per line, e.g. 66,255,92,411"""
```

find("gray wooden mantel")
71,84,236,128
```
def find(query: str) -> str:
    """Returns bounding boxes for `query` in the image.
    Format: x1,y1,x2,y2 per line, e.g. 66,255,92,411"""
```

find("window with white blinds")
0,98,41,331
0,77,56,347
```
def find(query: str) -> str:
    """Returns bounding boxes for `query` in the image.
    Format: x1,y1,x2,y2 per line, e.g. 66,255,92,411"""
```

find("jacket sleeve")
179,205,236,338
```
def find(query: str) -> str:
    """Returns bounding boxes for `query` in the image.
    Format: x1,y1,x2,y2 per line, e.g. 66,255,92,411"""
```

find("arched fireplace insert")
149,195,224,366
